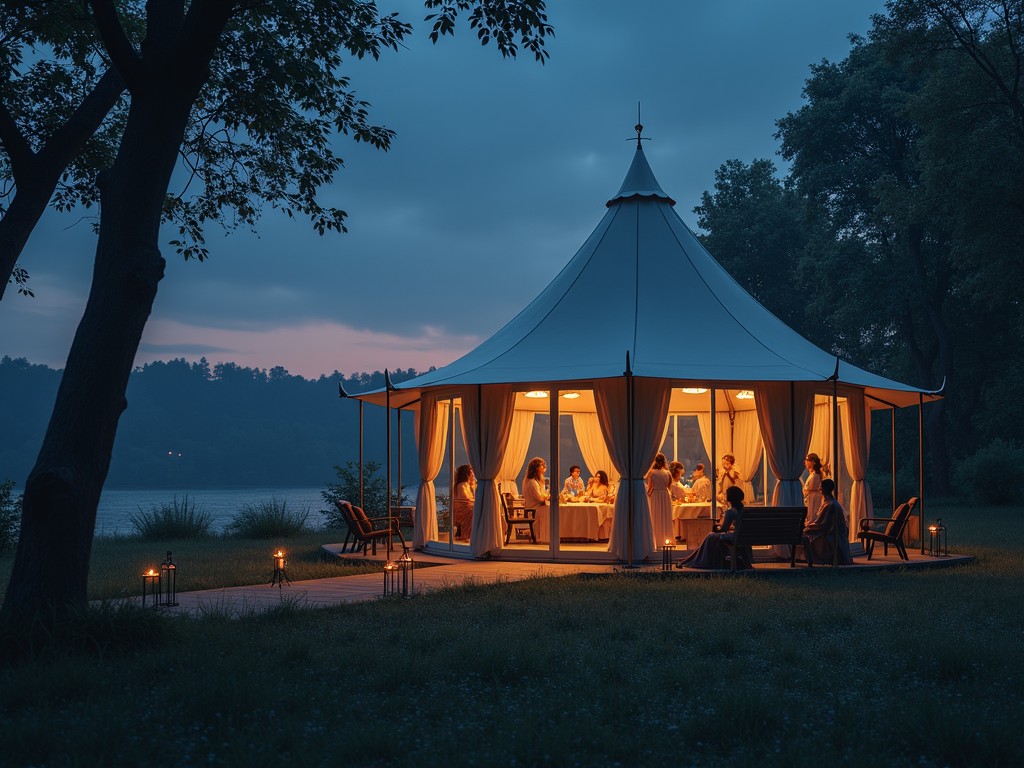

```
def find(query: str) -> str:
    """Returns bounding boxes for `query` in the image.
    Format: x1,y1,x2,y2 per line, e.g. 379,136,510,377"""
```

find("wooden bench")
723,506,807,571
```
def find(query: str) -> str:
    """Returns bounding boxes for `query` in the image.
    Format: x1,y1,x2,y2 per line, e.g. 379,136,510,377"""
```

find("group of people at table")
449,451,853,567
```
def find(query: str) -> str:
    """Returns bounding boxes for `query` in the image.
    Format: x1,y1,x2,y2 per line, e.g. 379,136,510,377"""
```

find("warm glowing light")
665,538,671,545
736,390,754,400
561,390,580,399
524,390,549,398
144,569,158,577
681,387,708,394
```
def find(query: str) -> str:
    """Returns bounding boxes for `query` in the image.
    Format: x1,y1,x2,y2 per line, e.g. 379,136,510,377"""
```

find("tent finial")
630,101,649,150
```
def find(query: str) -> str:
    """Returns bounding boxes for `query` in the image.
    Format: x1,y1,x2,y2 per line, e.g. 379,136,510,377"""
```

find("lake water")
95,487,330,536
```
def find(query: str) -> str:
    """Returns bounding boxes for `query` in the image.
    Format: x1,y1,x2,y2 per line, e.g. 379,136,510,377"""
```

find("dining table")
558,501,615,541
673,501,712,541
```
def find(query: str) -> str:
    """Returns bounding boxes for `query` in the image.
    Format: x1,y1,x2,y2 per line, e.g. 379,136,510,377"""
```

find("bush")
226,497,311,538
0,479,21,554
128,494,214,539
321,461,408,529
954,438,1024,504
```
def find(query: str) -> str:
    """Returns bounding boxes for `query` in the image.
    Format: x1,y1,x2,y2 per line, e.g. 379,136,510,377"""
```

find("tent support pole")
710,389,717,522
919,393,925,554
890,406,896,516
385,369,393,555
625,352,635,568
550,387,560,554
448,397,456,548
832,361,839,568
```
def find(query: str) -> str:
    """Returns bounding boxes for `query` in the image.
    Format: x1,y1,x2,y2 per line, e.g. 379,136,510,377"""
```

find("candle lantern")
142,568,160,608
660,539,676,572
270,549,291,589
160,551,178,607
398,550,415,597
383,558,399,597
927,519,948,557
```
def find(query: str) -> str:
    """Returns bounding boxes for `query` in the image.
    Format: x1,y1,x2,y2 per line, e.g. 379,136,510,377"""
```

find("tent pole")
625,352,635,568
832,360,839,568
710,389,717,522
448,397,456,547
385,369,393,555
918,393,925,555
477,384,483,554
890,406,896,515
550,387,560,554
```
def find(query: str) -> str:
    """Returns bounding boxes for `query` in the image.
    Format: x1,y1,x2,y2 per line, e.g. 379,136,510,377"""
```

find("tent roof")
354,143,939,409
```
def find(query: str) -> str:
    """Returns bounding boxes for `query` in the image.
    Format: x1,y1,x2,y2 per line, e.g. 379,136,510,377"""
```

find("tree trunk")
1,83,195,620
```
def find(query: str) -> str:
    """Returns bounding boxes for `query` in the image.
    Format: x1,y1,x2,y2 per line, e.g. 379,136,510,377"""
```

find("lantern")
270,549,291,588
927,519,948,557
142,568,160,608
160,551,178,607
660,539,676,572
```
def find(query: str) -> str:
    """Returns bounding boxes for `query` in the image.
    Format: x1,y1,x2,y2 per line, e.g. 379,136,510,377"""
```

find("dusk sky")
0,1,887,380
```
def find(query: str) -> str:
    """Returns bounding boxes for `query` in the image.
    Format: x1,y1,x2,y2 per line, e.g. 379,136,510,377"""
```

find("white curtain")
754,382,815,506
697,410,762,502
498,410,535,496
413,394,446,548
461,384,516,558
573,412,618,483
595,376,671,561
840,389,873,537
808,401,834,478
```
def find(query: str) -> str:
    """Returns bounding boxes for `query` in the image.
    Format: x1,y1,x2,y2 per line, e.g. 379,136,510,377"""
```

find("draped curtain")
460,384,516,557
595,377,671,561
754,382,815,505
840,389,873,537
572,412,618,483
413,394,446,548
697,410,762,501
497,410,535,497
808,401,834,478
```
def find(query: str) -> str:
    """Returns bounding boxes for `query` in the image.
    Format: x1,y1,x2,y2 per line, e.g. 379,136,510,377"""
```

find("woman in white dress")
522,456,551,542
645,452,674,545
803,453,824,523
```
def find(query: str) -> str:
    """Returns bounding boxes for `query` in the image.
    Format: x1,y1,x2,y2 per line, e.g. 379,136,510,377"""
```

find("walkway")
147,543,972,617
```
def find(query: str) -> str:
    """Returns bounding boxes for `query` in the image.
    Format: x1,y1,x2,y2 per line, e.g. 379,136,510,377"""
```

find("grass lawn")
0,500,1022,767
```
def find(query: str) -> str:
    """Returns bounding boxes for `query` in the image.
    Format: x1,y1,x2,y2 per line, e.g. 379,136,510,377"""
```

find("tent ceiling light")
736,390,755,400
524,390,549,398
561,390,580,399
681,387,708,394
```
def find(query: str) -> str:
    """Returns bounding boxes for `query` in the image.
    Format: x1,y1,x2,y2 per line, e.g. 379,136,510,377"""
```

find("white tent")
352,138,939,562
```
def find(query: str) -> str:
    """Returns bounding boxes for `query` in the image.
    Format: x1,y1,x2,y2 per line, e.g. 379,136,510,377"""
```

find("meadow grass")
0,500,1021,767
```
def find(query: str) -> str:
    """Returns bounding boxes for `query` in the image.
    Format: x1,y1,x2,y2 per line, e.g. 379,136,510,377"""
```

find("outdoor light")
142,568,160,608
524,390,548,398
270,549,291,589
681,387,708,394
561,390,580,399
927,519,948,557
660,538,676,572
160,551,178,607
383,558,399,597
736,390,755,400
398,550,415,597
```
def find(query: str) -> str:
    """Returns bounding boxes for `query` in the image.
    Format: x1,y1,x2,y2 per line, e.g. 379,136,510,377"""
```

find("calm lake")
95,487,330,536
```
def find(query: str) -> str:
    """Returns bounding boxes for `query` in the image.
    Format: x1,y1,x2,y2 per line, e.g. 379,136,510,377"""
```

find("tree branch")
0,99,34,178
38,67,126,171
88,0,144,91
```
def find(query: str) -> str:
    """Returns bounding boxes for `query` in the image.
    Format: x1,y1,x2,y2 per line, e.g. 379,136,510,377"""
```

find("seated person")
452,464,476,540
584,470,612,501
668,460,687,502
675,485,751,570
563,465,585,499
688,463,712,503
522,457,551,541
803,478,853,566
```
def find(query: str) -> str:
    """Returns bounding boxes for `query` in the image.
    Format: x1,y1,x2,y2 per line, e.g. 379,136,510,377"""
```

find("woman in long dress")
676,485,751,570
803,452,824,522
645,452,674,545
452,464,476,540
522,456,551,542
804,478,853,565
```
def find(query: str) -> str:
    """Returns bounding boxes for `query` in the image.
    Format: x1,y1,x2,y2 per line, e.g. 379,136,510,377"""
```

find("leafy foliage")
128,494,215,540
321,460,409,527
953,439,1024,505
0,479,21,554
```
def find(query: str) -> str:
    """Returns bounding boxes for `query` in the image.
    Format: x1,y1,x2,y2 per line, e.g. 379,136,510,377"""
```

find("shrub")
321,461,408,528
954,438,1024,504
0,479,22,554
128,494,214,539
226,497,311,538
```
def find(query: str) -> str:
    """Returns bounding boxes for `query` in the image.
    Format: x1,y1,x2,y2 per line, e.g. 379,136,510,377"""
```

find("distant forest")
0,356,425,489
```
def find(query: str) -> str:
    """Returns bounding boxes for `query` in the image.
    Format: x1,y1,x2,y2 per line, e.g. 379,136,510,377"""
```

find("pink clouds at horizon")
136,319,481,379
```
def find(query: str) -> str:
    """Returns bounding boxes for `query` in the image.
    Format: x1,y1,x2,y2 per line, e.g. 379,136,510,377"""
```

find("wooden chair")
501,492,537,545
857,497,918,561
334,500,406,555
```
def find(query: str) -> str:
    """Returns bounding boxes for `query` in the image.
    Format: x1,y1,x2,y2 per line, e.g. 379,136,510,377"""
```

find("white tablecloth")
673,502,711,539
559,502,615,541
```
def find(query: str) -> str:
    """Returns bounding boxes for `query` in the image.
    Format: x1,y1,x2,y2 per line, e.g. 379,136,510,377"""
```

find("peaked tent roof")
358,143,939,409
